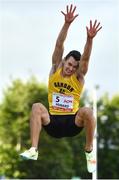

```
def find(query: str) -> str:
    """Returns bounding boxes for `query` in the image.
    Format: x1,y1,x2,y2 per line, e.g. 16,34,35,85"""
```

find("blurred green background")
0,78,119,179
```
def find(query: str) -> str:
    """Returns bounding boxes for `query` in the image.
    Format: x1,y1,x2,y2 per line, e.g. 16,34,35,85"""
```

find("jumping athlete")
20,4,102,173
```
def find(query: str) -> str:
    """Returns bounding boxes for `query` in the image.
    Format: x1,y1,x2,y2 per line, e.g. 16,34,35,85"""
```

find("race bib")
52,92,74,112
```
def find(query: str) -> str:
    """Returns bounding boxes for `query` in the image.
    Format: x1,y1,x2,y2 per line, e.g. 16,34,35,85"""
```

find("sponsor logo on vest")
64,99,73,103
54,82,74,92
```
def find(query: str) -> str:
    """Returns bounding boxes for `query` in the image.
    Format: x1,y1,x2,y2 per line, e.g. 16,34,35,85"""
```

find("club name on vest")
54,82,74,92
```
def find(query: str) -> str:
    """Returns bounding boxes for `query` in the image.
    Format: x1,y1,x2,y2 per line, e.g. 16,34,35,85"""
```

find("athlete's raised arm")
78,20,102,77
51,4,78,74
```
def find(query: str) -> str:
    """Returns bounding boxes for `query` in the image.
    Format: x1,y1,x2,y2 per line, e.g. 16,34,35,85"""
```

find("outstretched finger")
61,11,66,16
67,5,69,14
86,26,89,32
96,26,102,32
70,4,73,13
90,20,92,29
74,14,79,19
96,22,100,29
93,20,97,28
72,6,76,14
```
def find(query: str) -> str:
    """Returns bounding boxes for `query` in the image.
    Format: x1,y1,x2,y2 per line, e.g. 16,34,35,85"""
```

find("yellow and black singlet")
48,68,84,115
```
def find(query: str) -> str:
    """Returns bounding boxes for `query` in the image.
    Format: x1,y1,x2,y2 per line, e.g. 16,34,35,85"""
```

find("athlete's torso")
48,67,84,115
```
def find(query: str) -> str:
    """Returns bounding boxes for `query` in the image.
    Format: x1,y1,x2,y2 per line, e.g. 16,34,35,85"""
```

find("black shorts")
43,113,83,138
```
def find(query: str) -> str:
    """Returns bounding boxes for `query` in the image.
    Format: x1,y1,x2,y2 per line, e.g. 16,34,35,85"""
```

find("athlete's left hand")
86,20,102,38
61,4,79,24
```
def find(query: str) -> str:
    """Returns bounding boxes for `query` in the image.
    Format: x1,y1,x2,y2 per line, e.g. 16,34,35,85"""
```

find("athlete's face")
62,56,79,76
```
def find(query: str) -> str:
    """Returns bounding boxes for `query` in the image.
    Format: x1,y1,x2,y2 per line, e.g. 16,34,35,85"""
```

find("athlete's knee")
32,103,43,114
84,107,93,117
78,107,94,119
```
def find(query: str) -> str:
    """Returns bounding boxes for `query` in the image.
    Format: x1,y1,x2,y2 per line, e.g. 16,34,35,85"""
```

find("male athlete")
20,4,102,173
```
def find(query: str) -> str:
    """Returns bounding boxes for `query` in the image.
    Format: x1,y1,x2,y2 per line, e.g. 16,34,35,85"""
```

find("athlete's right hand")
61,4,79,24
86,20,102,39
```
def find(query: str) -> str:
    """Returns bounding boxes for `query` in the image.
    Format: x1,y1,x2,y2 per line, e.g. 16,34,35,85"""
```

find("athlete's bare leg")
75,107,96,152
30,103,50,149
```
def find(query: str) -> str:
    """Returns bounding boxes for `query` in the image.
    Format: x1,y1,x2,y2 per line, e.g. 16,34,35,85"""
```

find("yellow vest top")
48,68,83,115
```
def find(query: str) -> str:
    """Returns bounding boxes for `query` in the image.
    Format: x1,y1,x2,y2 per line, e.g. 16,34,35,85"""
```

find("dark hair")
65,50,81,61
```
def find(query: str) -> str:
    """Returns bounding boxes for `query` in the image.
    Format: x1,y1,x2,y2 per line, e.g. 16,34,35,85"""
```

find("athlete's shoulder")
75,71,85,86
49,62,63,77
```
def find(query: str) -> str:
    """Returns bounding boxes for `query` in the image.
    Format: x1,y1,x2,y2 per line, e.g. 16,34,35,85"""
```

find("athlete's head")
65,50,81,61
62,50,81,76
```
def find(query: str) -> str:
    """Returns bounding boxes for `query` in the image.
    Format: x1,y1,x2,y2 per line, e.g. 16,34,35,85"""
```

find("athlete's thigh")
33,102,50,125
40,103,50,125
